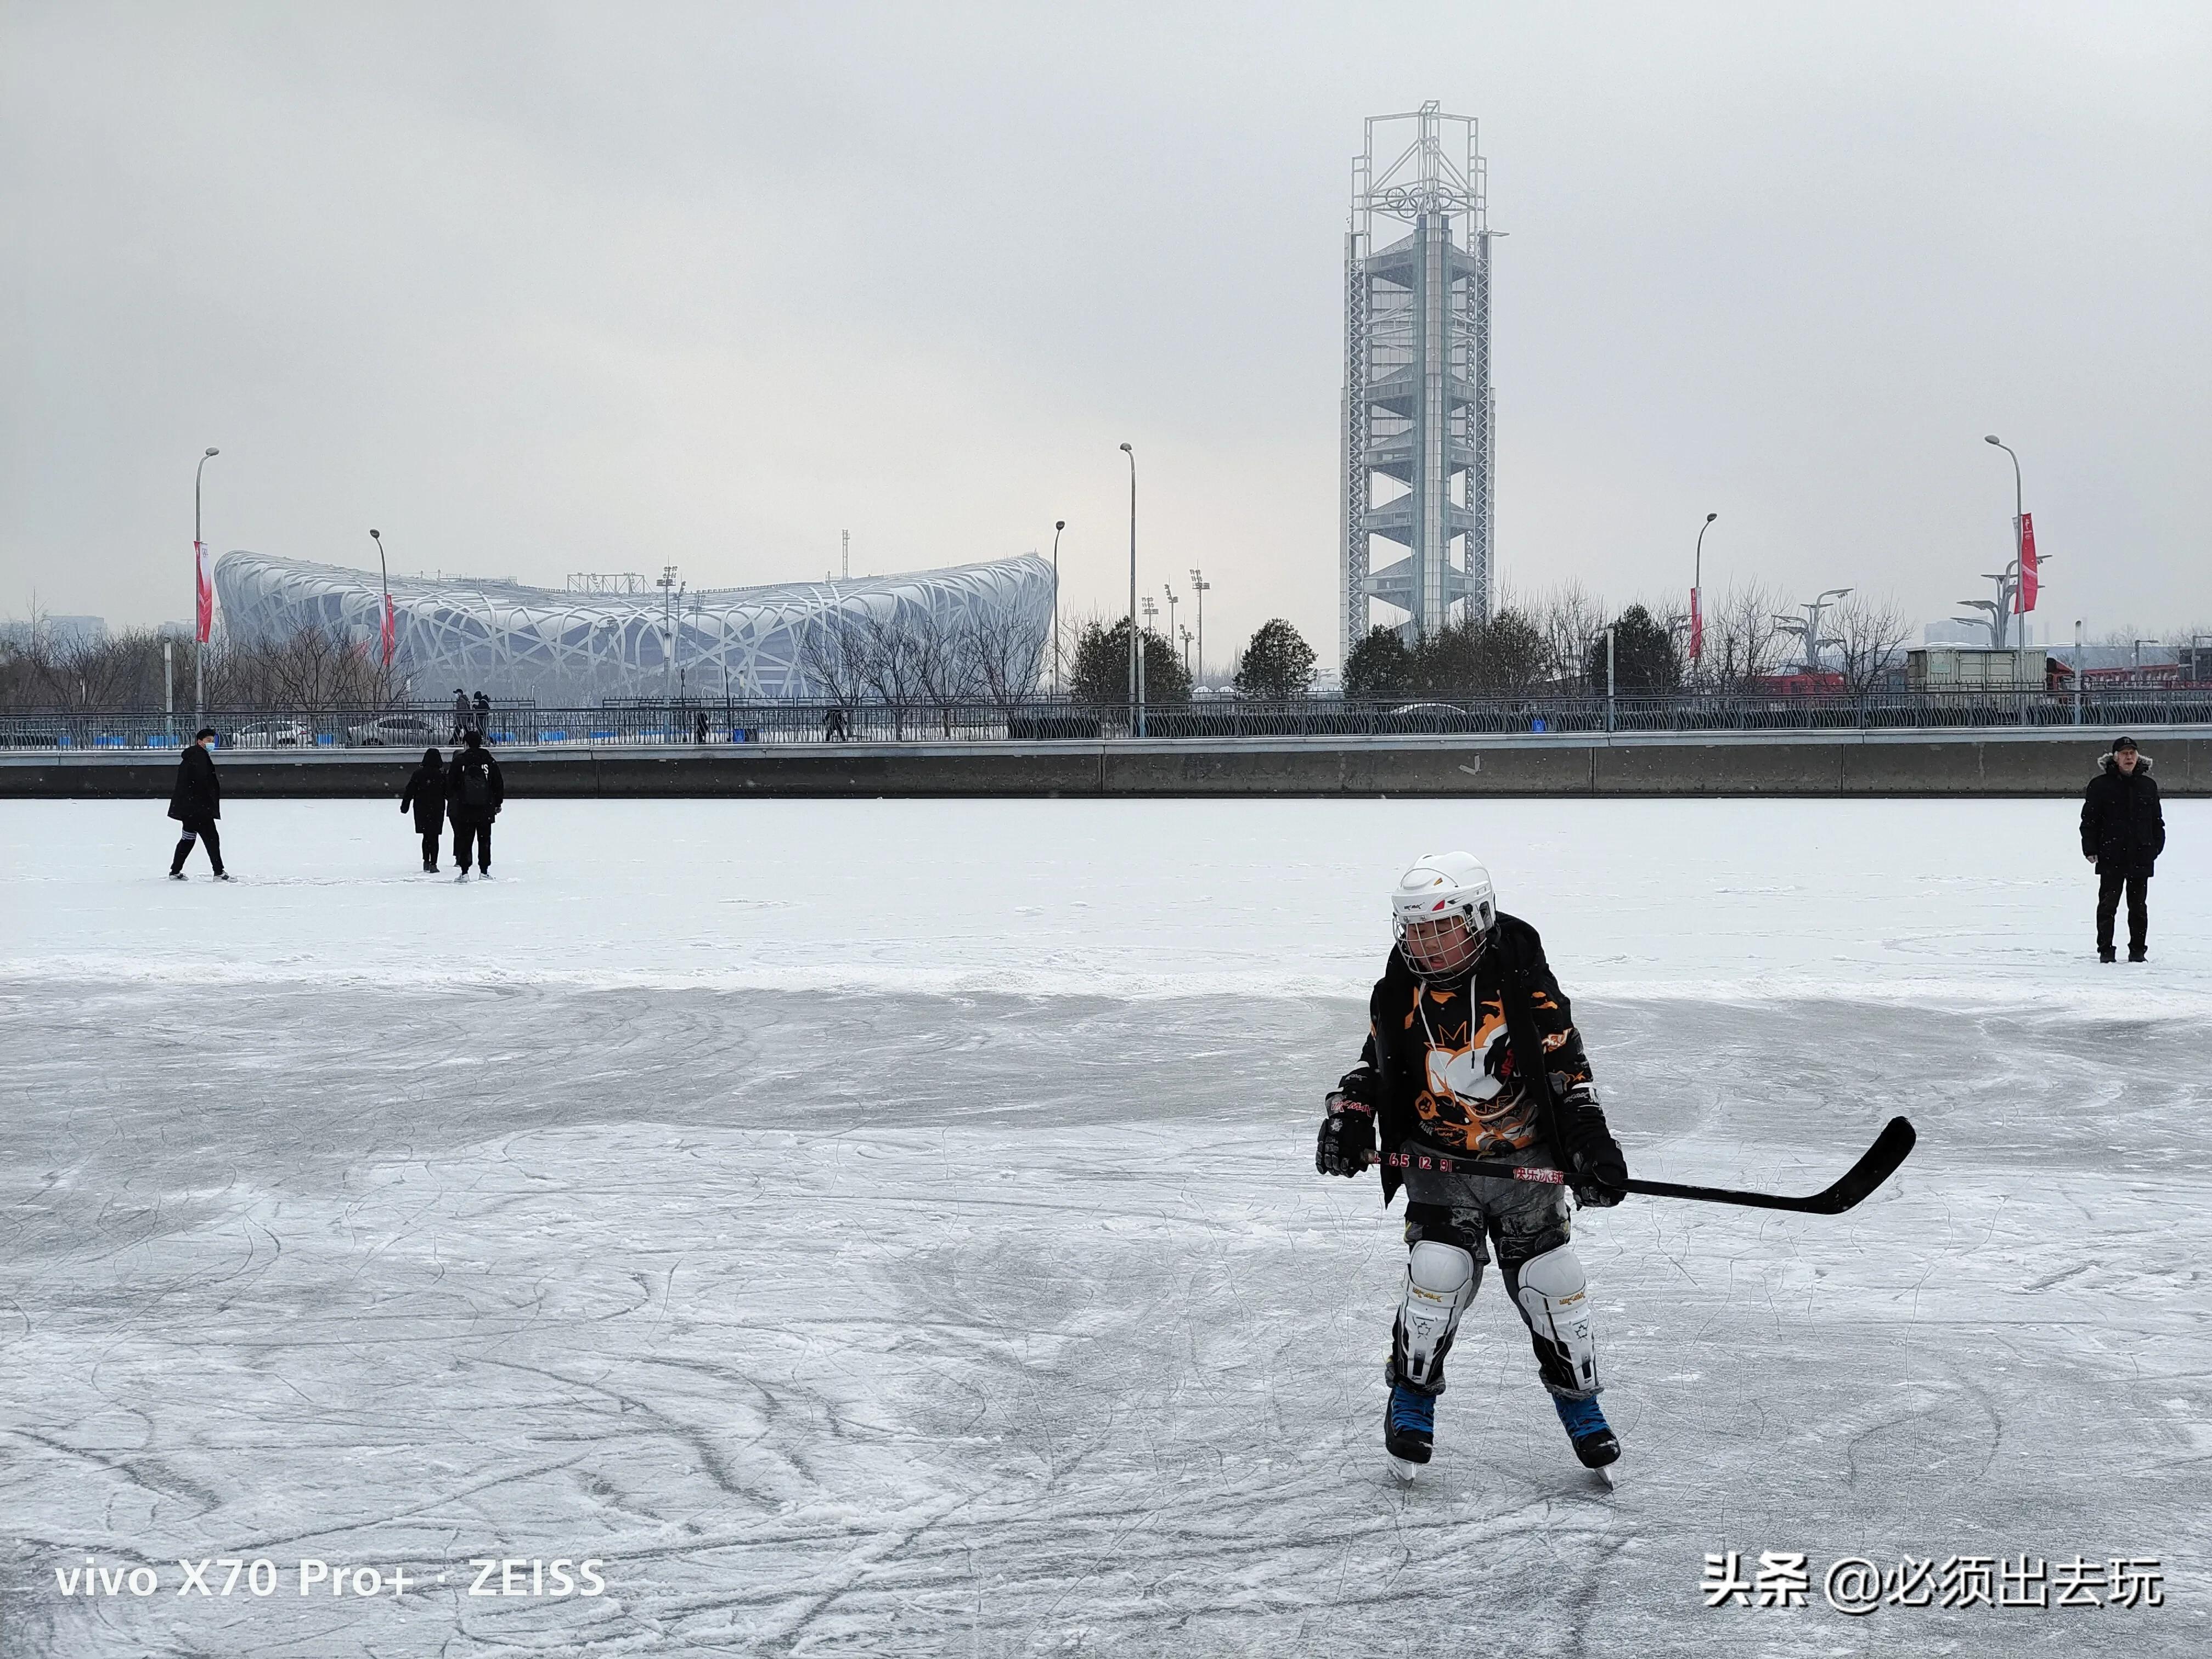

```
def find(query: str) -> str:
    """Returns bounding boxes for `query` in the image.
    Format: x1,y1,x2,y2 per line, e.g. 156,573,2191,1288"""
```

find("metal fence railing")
4,692,2210,752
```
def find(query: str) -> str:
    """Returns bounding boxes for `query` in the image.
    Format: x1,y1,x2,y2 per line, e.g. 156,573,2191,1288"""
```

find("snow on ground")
3,796,2209,1657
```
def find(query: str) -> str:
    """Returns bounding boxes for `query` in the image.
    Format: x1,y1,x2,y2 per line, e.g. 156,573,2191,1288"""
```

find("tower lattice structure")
1341,103,1496,661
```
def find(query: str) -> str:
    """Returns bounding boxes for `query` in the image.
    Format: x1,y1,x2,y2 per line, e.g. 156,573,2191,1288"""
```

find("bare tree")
797,608,872,712
967,603,1047,712
1829,592,1915,696
1701,580,1791,692
1532,582,1608,692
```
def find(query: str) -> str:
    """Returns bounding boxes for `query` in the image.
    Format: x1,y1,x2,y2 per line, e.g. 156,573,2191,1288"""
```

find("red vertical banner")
2015,514,2038,612
194,541,214,641
381,592,396,665
1689,587,1703,661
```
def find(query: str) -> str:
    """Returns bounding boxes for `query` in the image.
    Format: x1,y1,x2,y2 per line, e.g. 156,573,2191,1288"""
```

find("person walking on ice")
400,746,448,872
166,727,232,881
445,729,504,881
1315,851,1628,1481
2081,735,2164,963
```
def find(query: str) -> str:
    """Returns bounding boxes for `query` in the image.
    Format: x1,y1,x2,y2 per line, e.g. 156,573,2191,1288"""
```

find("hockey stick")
1358,1116,1916,1216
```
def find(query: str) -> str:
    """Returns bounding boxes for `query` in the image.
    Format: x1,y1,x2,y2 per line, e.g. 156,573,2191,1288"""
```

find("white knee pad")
1395,1241,1478,1389
1513,1243,1600,1395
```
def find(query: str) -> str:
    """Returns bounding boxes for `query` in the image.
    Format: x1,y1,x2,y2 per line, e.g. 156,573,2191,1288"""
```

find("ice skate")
1554,1393,1619,1481
1384,1379,1435,1480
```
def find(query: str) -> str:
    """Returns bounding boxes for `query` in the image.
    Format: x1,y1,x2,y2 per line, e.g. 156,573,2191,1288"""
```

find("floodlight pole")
1188,568,1209,688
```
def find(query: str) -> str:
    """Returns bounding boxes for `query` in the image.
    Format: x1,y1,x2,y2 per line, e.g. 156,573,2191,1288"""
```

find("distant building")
0,615,108,651
214,551,1054,703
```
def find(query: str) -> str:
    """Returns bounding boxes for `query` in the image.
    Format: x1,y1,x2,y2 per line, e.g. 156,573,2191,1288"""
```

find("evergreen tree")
1234,619,1318,699
1583,604,1680,692
1069,618,1190,706
1343,625,1414,698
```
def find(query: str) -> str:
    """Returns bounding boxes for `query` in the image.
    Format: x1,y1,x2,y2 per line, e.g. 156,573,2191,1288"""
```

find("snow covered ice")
3,794,2209,1657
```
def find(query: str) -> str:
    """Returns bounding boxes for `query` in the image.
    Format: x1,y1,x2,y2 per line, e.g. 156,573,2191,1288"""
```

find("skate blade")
1588,1457,1618,1491
1389,1456,1422,1483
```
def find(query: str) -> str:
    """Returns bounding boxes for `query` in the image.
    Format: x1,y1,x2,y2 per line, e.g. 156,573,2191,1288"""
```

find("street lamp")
1120,443,1140,734
1984,435,2026,648
1691,512,1717,673
1180,624,1194,677
1188,567,1210,689
193,447,219,720
1163,583,1178,667
368,529,394,701
1775,588,1852,674
1050,519,1066,696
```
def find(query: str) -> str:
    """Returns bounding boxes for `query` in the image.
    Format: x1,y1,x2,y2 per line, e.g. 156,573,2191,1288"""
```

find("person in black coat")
446,730,505,879
167,727,230,880
400,746,448,872
450,689,472,742
2080,735,2165,962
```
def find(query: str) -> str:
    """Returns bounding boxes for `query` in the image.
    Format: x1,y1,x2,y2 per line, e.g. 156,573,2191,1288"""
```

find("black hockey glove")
1558,1081,1628,1207
1315,1088,1376,1178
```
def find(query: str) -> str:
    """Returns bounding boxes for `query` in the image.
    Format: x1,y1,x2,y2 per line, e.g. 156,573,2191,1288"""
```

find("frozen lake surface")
3,796,2209,1656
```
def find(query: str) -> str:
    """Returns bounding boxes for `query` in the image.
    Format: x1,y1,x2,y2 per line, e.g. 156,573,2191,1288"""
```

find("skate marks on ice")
2,983,2209,1656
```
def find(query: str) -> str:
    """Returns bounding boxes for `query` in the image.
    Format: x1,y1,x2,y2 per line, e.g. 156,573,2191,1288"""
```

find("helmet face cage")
1393,894,1495,977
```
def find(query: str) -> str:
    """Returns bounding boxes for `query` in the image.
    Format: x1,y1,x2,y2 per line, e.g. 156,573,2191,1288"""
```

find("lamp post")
1050,519,1066,697
1775,588,1852,675
1180,624,1193,677
1691,511,1717,675
368,528,394,704
1163,583,1178,669
193,447,219,720
1188,567,1209,689
1120,443,1139,735
1983,435,2025,649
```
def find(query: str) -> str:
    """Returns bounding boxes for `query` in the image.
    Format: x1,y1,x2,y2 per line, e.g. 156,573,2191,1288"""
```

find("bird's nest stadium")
212,551,1056,703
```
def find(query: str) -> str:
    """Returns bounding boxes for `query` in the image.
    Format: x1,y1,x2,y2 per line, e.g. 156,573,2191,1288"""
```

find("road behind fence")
6,691,2211,752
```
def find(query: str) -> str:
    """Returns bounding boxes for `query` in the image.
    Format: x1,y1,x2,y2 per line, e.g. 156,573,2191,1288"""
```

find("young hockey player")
1316,851,1629,1480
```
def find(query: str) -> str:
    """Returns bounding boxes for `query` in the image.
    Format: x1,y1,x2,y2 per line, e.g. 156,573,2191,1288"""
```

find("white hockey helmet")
1390,851,1498,978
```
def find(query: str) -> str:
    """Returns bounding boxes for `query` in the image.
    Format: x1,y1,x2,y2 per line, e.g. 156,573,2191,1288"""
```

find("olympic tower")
1340,103,1497,658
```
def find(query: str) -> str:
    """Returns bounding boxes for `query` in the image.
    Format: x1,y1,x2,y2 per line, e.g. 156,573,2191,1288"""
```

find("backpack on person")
460,764,492,812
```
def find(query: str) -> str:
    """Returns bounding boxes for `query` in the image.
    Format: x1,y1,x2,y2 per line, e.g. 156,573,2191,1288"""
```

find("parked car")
229,720,315,749
345,713,438,748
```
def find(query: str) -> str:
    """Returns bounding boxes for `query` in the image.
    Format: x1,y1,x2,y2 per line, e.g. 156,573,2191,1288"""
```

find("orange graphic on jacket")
1409,984,1543,1156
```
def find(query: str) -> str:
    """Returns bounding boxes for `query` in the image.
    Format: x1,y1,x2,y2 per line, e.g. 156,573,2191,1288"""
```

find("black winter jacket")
2081,753,2164,876
400,749,448,832
1345,912,1621,1207
445,748,505,825
167,743,221,822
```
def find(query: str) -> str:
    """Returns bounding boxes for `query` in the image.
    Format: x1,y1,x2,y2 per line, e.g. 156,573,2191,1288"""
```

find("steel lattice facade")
1341,103,1497,661
213,551,1056,703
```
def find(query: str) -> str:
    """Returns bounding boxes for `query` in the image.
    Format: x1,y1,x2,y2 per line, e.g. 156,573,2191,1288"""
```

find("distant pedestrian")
823,707,848,742
473,691,492,738
167,727,231,881
693,709,709,744
447,730,505,881
2081,735,2165,963
400,746,448,872
450,688,471,742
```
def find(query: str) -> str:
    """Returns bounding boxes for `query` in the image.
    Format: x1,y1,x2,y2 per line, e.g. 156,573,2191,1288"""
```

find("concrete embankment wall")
5,728,2207,798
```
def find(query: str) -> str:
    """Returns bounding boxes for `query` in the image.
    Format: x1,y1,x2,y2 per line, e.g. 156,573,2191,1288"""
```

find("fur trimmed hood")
2096,752,2153,776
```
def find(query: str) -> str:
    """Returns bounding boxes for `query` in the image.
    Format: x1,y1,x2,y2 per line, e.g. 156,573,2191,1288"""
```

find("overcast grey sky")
4,1,2208,661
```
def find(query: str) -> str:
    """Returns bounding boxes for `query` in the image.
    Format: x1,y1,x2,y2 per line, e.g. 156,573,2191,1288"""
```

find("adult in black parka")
400,746,448,872
446,730,505,879
2080,735,2165,962
167,727,230,879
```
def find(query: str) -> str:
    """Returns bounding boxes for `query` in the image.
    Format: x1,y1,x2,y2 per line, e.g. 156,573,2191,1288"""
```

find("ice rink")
4,793,2209,1657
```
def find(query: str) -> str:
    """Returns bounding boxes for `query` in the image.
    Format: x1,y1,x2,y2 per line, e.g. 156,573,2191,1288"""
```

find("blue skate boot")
1384,1376,1436,1477
1553,1392,1620,1471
